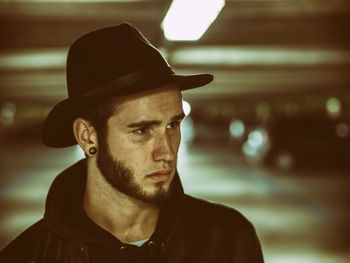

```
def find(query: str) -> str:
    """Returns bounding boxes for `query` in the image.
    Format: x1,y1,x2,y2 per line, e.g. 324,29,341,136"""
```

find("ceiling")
0,0,349,103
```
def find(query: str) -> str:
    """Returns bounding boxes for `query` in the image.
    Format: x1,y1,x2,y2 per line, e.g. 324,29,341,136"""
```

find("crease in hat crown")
41,22,213,148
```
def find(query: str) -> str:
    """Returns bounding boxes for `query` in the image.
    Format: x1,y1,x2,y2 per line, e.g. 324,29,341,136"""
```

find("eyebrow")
127,112,185,128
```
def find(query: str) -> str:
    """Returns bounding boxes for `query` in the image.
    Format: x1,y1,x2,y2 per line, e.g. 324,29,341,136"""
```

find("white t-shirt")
128,238,149,247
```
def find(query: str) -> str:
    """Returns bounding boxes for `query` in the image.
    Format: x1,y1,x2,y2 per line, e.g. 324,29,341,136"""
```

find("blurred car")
242,116,350,172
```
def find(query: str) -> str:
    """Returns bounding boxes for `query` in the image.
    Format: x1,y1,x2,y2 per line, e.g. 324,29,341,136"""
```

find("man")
0,23,264,262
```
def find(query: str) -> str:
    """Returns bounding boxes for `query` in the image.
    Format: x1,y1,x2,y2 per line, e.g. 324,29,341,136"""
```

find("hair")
78,97,119,144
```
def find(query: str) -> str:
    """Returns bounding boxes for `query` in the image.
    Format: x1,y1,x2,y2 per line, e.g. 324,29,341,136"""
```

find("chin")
142,181,173,203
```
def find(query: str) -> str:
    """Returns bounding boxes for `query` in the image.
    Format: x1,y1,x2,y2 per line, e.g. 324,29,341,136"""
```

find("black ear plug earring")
89,147,97,155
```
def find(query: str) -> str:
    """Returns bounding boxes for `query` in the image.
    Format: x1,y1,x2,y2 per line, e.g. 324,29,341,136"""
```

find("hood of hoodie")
43,159,184,248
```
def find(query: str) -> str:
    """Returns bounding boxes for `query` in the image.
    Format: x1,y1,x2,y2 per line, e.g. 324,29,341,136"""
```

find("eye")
167,121,181,129
133,127,150,135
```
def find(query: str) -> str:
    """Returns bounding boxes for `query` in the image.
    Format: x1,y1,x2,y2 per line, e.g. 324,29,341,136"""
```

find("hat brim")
42,73,213,148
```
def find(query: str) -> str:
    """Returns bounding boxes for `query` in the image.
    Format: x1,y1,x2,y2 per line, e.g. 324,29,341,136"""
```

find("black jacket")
0,159,264,263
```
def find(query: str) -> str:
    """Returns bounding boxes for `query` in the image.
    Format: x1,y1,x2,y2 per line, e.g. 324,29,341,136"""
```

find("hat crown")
66,23,172,98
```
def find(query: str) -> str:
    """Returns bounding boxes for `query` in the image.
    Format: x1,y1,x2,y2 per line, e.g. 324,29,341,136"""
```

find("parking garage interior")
0,1,350,262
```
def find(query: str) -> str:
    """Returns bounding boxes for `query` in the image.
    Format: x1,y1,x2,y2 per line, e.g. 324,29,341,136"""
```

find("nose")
152,132,175,163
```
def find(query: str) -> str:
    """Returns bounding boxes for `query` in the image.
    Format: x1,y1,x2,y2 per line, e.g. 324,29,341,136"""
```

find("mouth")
147,170,172,182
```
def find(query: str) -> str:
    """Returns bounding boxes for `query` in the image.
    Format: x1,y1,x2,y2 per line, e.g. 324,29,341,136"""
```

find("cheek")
170,130,181,154
106,134,137,160
110,138,153,166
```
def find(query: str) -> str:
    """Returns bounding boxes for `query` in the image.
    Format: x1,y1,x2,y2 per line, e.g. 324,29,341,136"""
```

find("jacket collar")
44,159,184,247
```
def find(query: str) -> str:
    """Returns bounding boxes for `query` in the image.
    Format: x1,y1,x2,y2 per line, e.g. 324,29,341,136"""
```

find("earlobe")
73,118,97,156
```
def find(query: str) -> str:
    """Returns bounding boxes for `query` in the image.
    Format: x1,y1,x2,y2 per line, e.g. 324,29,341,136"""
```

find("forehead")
109,84,183,123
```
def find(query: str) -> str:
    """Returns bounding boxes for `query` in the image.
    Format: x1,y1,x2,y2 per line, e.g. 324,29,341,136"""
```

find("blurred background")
0,0,350,262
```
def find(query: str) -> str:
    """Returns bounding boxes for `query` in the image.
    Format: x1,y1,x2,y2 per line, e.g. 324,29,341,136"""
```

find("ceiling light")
162,0,225,41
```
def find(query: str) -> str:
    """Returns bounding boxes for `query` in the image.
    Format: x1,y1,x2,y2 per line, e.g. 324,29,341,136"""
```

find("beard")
96,134,173,205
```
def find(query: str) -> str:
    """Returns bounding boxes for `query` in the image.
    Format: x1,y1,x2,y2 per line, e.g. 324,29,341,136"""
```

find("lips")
147,170,172,182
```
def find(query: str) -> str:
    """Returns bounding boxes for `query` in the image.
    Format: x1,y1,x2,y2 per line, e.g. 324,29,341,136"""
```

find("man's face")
96,84,184,204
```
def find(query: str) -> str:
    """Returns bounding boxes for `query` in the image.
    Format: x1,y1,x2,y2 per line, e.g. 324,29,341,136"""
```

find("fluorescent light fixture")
170,46,350,65
0,49,66,70
162,0,225,41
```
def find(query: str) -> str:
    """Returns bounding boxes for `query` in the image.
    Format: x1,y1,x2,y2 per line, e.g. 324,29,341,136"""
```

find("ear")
73,118,98,156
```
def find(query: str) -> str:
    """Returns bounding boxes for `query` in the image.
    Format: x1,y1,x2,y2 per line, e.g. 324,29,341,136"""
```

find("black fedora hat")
42,22,213,148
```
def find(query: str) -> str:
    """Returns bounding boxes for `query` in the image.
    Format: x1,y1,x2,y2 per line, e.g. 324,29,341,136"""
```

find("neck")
83,158,160,243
